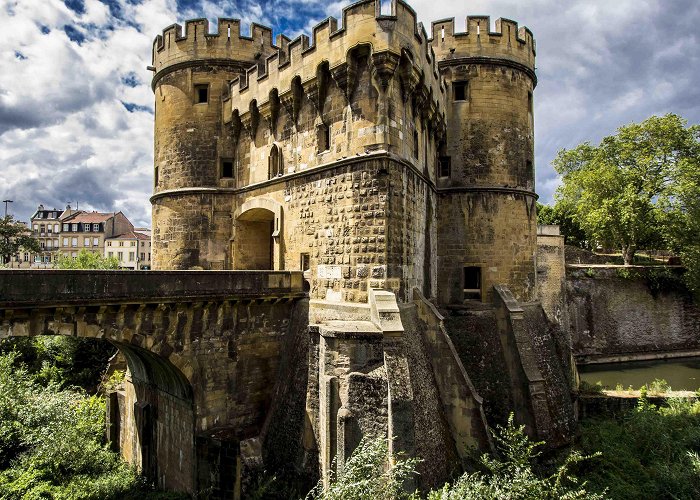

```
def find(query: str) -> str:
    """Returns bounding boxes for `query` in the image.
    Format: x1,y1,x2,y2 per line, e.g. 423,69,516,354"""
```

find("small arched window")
268,144,283,179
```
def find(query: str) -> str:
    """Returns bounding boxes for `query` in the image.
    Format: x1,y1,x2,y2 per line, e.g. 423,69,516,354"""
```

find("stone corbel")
241,101,260,139
330,61,357,103
370,51,400,94
281,77,303,125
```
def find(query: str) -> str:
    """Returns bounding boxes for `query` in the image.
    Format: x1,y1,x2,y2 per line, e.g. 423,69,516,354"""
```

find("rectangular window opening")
413,130,419,158
154,166,159,187
528,91,533,113
463,266,482,301
317,124,330,153
453,81,467,101
221,159,234,178
300,253,310,271
438,156,451,178
195,84,209,104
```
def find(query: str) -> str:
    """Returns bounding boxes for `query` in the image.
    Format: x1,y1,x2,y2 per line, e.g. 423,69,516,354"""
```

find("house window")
300,253,310,271
221,159,234,179
140,252,145,261
46,240,52,248
438,156,451,178
23,253,29,262
119,241,124,247
40,224,45,234
40,241,45,249
63,224,69,231
194,84,208,104
453,81,467,101
71,237,77,247
47,225,52,233
107,241,111,247
117,251,123,260
129,252,135,261
317,124,330,153
93,224,99,231
71,251,77,257
63,237,68,246
268,144,282,179
463,266,482,301
93,237,99,246
71,224,78,231
84,237,90,247
108,251,113,258
84,224,91,232
54,224,59,233
131,241,136,246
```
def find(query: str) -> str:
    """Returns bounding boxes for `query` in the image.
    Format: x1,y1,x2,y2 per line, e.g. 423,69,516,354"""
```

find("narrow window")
438,156,451,178
93,223,99,231
317,124,330,153
269,144,282,178
441,26,445,42
300,253,310,271
528,91,533,113
463,266,482,301
195,84,208,104
413,130,419,158
154,166,159,187
221,158,234,178
453,81,467,101
526,159,533,173
84,224,90,232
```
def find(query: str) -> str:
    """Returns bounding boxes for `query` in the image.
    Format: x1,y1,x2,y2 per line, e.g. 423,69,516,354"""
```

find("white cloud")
0,0,698,228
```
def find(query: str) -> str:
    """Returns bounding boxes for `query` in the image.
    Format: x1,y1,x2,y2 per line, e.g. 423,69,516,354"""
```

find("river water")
578,357,700,391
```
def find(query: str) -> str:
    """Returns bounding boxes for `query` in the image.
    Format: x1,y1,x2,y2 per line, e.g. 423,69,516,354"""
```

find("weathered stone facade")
144,0,577,496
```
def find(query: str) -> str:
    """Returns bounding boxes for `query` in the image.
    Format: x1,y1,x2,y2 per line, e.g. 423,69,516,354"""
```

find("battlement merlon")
429,16,536,75
151,18,280,88
227,0,445,119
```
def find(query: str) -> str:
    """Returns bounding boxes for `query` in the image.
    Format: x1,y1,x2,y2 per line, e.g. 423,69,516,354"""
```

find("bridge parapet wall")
0,270,305,307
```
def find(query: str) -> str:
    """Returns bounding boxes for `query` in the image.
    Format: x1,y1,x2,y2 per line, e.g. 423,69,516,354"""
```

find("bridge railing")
0,270,306,307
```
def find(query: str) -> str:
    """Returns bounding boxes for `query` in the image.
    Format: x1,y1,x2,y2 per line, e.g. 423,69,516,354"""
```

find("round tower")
149,19,278,269
430,16,537,304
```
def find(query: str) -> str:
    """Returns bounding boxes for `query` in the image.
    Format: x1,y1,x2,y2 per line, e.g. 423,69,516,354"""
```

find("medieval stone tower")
149,1,575,496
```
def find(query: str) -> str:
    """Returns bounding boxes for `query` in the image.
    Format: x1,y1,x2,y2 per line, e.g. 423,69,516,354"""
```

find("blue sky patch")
63,0,86,15
14,51,27,61
40,25,51,35
121,101,153,113
121,73,140,87
64,25,86,44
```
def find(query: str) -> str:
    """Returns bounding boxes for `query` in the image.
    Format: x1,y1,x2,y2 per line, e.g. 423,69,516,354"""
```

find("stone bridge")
0,270,308,496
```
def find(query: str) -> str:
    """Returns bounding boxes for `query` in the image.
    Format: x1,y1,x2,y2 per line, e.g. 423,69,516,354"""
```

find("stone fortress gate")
1,1,578,497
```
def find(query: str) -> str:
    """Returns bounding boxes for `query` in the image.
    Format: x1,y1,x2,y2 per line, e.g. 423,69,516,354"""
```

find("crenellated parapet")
151,18,280,87
228,0,446,130
430,16,535,79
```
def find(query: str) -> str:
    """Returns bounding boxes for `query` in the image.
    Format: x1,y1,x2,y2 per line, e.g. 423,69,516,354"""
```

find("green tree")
0,216,40,265
537,202,589,249
553,114,698,265
55,248,120,269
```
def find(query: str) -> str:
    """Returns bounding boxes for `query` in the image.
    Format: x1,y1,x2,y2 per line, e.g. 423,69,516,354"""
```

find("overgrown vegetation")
0,215,40,265
310,415,603,500
579,392,700,499
0,352,148,498
0,336,115,392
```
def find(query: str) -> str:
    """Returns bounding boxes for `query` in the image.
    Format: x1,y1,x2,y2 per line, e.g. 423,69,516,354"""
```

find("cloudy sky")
1,0,698,226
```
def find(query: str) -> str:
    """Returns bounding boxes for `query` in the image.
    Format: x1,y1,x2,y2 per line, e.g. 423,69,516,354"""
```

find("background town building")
105,230,151,269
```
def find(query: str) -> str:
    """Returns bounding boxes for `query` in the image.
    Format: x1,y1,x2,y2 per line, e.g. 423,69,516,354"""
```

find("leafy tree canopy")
55,249,121,270
552,114,699,266
0,216,40,264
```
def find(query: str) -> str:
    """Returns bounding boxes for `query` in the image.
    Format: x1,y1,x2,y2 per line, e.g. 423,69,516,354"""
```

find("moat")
579,357,700,391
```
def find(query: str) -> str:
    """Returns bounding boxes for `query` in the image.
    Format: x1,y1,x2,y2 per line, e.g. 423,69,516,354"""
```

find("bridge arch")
0,314,196,493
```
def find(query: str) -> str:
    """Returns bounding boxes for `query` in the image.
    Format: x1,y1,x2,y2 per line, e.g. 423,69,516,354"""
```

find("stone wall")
567,267,700,363
536,225,567,324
